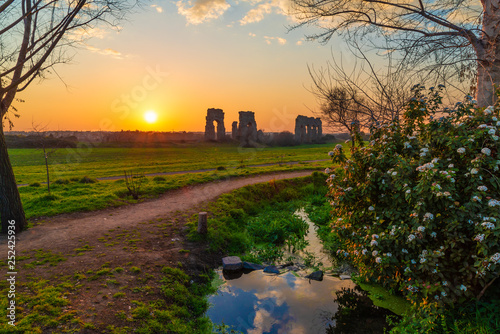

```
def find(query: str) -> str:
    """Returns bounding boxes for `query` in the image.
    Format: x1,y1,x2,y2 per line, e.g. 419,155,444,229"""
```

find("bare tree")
291,0,498,107
0,1,138,233
31,121,58,195
309,42,413,133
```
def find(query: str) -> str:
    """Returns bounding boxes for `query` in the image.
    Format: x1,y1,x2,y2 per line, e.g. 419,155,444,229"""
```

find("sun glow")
144,110,158,124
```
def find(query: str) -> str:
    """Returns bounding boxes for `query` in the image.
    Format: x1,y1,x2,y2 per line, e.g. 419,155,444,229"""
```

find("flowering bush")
326,85,500,305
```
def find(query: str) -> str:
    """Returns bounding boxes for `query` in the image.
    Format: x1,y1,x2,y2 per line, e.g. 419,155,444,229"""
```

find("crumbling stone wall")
204,108,225,141
294,116,322,143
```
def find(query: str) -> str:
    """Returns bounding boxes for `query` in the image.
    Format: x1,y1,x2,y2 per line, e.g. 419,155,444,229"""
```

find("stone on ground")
263,265,280,274
243,262,265,271
222,256,243,271
305,270,324,281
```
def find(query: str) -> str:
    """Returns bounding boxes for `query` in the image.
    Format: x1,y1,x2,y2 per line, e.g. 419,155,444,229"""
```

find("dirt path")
12,170,314,252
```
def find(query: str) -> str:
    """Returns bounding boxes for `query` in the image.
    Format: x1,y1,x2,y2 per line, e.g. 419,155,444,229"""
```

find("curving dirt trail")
12,170,314,252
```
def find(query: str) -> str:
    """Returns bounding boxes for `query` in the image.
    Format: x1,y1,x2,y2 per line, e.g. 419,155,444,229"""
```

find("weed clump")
79,176,97,184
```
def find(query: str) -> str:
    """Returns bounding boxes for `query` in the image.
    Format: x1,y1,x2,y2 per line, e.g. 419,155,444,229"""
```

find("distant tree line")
5,135,78,149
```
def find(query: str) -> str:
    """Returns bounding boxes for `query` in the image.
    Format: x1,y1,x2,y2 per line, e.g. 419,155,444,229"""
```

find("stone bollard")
197,212,208,234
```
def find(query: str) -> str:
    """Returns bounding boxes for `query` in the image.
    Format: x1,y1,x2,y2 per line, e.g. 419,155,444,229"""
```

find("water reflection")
208,270,355,334
327,286,401,334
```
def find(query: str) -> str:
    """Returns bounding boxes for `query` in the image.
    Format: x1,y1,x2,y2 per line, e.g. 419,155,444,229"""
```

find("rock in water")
263,265,280,274
242,262,265,271
305,270,324,281
222,256,243,271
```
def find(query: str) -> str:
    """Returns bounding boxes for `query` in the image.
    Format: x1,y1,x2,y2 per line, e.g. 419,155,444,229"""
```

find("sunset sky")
14,0,351,133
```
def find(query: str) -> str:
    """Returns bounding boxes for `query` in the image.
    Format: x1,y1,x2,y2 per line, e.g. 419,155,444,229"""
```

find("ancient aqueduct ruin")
204,108,322,145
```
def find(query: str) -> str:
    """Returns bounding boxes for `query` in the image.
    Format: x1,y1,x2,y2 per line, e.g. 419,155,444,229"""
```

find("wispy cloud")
85,45,123,59
177,0,230,25
249,32,256,37
264,36,286,45
151,4,164,13
239,0,291,25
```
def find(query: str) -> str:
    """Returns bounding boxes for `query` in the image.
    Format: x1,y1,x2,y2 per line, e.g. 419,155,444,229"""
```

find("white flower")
392,172,397,176
324,168,331,174
420,152,427,157
408,234,416,242
497,121,500,127
404,142,412,149
329,174,335,180
471,168,478,174
488,199,500,207
474,234,485,242
372,234,379,239
494,117,498,121
402,248,408,253
489,128,496,135
362,249,368,255
472,195,482,202
457,147,466,154
481,222,495,230
492,135,499,141
370,240,378,247
490,253,500,264
335,144,343,150
460,285,467,291
423,212,434,221
431,232,437,238
375,257,382,264
478,124,488,129
421,148,429,153
482,147,491,156
478,185,488,192
485,106,494,114
328,151,334,157
448,164,454,168
417,226,425,232
372,250,378,257
386,252,392,257
406,189,411,194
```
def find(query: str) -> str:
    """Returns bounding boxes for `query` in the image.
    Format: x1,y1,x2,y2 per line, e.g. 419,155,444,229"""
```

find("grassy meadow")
9,143,344,220
10,143,335,185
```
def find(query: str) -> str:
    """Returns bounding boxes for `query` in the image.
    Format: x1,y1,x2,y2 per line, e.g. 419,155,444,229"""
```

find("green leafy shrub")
325,85,500,305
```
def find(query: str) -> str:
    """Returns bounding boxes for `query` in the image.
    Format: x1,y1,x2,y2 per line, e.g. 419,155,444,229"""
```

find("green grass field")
9,143,335,185
9,143,346,220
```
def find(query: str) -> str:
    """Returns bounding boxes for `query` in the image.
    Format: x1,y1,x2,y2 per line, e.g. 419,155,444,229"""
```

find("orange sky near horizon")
8,1,354,133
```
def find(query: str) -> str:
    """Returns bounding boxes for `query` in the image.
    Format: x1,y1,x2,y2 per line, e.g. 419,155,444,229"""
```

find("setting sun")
144,110,158,124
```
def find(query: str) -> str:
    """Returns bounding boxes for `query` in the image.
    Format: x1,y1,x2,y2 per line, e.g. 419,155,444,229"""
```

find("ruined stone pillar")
231,121,238,139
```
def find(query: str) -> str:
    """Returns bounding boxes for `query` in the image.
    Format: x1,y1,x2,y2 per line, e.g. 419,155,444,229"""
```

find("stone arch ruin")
237,111,258,146
204,108,226,141
295,116,322,143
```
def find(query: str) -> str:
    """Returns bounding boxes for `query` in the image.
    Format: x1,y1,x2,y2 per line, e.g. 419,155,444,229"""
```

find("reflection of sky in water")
207,270,355,334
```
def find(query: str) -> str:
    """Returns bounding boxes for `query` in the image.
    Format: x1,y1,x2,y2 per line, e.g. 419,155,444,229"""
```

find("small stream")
207,210,398,334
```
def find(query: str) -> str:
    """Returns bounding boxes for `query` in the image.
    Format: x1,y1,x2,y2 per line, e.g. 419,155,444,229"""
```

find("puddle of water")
208,209,400,333
208,269,355,334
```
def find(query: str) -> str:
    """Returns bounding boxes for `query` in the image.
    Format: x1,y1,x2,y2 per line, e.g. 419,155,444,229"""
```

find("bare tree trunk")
476,1,500,107
476,60,500,107
0,126,26,233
